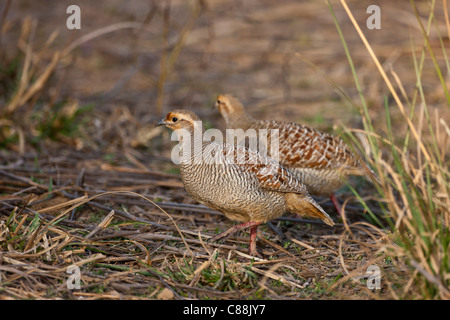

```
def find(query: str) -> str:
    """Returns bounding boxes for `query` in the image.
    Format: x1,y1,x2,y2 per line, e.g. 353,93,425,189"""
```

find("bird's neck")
174,126,210,165
225,111,256,130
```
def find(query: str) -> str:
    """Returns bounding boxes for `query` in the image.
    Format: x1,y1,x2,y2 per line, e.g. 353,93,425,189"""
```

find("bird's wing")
217,143,310,195
204,142,333,226
258,120,360,170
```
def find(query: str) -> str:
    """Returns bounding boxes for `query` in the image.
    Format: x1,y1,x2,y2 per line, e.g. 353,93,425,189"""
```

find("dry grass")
0,155,390,299
0,0,449,300
327,0,450,299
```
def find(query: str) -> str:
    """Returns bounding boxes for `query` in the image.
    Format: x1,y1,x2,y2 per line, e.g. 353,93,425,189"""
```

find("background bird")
157,109,334,257
214,94,378,215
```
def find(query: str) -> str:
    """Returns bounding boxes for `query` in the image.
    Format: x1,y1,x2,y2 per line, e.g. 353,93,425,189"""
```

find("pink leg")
210,221,261,242
210,221,262,257
248,225,260,257
330,193,342,215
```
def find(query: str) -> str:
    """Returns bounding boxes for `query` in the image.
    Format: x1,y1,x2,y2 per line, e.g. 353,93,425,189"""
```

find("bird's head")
214,94,247,121
156,109,202,132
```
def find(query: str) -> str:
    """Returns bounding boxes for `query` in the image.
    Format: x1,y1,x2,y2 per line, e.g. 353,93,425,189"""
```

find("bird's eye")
172,117,178,122
217,100,221,104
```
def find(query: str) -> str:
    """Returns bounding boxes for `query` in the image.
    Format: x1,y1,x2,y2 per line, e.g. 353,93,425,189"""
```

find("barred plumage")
214,94,377,214
157,109,334,257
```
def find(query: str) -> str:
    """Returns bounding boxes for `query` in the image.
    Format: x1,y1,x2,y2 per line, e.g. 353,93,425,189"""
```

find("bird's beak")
155,118,166,127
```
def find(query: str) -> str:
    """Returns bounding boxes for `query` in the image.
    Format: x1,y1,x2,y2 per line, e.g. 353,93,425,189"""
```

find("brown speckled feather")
215,94,377,199
252,120,360,171
215,142,309,194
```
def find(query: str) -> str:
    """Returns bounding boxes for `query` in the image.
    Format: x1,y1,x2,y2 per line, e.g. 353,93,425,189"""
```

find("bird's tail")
285,193,335,226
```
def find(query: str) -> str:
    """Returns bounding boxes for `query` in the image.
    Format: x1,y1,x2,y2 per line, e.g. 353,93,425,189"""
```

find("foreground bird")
157,109,334,257
214,94,377,215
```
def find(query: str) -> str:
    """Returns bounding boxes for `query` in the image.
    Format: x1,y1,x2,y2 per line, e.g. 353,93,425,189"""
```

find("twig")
85,210,115,239
64,22,144,54
0,169,49,191
60,190,170,229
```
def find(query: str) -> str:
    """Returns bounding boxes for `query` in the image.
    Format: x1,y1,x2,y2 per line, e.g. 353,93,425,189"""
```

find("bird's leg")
210,221,261,243
329,193,342,215
248,224,262,257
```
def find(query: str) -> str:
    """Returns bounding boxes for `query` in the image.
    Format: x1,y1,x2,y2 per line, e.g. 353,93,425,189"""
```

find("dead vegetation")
0,151,394,299
0,0,449,300
0,144,393,298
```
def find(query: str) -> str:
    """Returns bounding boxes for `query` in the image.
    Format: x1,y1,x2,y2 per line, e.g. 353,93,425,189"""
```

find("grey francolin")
214,94,377,215
156,109,334,257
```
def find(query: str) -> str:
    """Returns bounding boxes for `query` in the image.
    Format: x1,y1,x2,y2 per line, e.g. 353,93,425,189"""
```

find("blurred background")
1,0,448,160
0,0,449,300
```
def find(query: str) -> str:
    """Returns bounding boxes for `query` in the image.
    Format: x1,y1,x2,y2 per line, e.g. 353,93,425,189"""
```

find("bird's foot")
208,231,232,243
248,247,263,259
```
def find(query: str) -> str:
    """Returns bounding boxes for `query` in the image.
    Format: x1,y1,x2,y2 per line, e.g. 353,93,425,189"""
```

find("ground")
0,0,449,300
